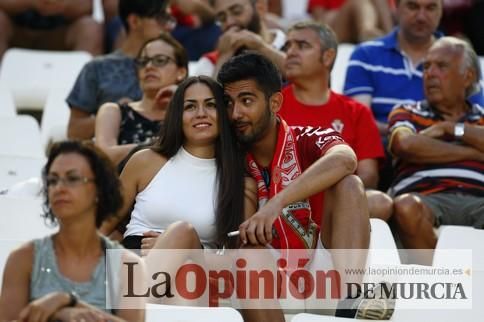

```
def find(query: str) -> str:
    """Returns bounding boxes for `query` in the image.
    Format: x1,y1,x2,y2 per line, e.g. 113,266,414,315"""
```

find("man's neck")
398,31,435,66
434,100,470,121
292,78,331,105
250,119,279,168
119,34,146,58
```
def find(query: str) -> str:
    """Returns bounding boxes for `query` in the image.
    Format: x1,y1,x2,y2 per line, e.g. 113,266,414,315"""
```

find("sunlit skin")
182,83,219,156
282,28,327,81
423,45,472,108
137,40,181,97
397,0,442,43
47,153,97,226
224,79,276,146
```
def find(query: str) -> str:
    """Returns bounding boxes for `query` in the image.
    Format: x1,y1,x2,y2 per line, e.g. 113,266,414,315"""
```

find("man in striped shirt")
388,37,484,262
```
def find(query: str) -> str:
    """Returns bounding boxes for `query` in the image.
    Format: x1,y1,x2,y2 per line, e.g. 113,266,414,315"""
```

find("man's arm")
67,108,95,140
420,121,484,153
0,0,32,14
239,144,357,245
390,128,484,164
356,158,379,189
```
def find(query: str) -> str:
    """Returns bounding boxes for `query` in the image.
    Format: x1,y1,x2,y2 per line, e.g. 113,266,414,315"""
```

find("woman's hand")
18,292,69,322
141,231,161,256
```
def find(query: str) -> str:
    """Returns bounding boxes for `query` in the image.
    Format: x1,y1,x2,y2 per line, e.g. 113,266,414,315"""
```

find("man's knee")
332,174,365,197
367,191,393,221
394,194,432,231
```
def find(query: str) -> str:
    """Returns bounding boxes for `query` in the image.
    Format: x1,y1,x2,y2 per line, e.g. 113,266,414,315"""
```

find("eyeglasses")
135,54,175,68
45,175,95,188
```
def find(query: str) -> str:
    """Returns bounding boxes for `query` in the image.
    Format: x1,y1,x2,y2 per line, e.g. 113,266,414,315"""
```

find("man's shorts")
418,192,484,229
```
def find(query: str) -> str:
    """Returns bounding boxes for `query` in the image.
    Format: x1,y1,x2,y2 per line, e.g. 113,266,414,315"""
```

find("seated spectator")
0,141,144,322
194,0,286,77
66,0,174,140
388,37,484,264
0,0,103,60
100,76,254,253
307,0,394,43
95,33,188,166
170,0,222,60
279,21,393,221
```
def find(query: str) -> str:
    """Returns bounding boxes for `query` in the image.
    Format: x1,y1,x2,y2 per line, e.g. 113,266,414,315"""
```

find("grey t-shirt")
66,50,142,115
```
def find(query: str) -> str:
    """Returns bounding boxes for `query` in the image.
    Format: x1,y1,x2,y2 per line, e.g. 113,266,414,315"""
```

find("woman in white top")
101,76,257,252
95,33,188,167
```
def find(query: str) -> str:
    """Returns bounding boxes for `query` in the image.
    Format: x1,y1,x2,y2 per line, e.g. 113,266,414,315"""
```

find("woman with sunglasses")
95,32,188,167
100,75,256,253
0,141,144,322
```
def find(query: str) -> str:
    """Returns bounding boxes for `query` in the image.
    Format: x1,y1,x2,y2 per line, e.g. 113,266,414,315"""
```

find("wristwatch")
454,123,465,140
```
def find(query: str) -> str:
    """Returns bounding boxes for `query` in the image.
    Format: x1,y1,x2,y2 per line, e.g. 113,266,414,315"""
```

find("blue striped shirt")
343,28,484,123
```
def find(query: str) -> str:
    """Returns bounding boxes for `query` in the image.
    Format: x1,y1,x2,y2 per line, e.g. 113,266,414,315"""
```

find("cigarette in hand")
227,230,240,237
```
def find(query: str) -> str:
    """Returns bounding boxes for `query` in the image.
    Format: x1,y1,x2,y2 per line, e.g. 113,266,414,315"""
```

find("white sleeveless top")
124,147,218,247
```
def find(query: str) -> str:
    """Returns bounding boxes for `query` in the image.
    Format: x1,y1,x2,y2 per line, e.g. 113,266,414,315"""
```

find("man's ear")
463,67,477,93
270,92,283,114
126,14,141,32
322,48,336,69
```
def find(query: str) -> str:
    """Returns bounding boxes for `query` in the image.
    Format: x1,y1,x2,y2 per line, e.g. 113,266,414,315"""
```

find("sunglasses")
135,54,175,69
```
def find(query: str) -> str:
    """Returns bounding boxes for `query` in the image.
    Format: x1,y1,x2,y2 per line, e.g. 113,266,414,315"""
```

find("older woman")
101,76,256,252
95,32,188,166
0,141,144,322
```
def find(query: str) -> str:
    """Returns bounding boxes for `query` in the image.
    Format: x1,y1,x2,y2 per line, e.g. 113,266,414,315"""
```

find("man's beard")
235,105,272,147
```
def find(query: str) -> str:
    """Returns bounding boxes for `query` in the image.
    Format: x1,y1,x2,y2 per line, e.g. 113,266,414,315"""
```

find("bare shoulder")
98,102,121,115
4,241,35,275
128,149,168,168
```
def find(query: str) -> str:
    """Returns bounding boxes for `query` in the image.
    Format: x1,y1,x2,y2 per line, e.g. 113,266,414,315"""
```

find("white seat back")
0,115,44,158
331,44,355,94
0,48,92,111
0,82,16,117
40,89,71,149
0,155,45,191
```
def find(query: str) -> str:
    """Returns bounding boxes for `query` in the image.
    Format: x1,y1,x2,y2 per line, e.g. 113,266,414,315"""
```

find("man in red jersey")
279,21,393,221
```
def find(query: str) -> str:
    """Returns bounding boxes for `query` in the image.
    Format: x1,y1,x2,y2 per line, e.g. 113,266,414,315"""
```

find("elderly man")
194,0,286,76
388,37,484,261
344,0,483,135
279,21,393,221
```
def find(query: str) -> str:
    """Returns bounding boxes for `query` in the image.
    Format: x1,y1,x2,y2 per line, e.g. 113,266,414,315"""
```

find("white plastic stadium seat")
0,196,57,241
331,44,355,94
0,115,44,158
145,303,244,322
0,155,45,191
0,48,91,111
40,89,71,150
0,82,16,117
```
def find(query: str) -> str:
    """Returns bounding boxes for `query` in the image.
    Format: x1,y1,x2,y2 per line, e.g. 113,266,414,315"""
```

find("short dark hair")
42,141,123,228
217,51,282,99
152,76,246,247
137,32,189,72
119,0,169,33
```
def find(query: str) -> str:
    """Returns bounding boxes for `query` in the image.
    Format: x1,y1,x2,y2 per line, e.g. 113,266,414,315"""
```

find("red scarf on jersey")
246,119,319,250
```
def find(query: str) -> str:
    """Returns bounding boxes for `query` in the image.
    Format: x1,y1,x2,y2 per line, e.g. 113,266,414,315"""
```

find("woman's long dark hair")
152,76,246,247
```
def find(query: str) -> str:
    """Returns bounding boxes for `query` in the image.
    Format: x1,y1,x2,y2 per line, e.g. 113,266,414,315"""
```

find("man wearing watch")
387,36,484,264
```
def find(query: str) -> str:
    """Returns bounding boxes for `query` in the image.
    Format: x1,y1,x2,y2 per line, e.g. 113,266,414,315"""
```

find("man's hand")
239,196,284,246
52,307,108,322
156,85,178,111
216,27,240,55
419,121,453,139
231,29,265,51
141,231,161,256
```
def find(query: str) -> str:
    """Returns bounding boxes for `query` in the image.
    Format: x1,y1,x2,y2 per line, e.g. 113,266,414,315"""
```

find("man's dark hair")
119,0,169,33
42,141,123,228
152,76,246,248
217,51,282,99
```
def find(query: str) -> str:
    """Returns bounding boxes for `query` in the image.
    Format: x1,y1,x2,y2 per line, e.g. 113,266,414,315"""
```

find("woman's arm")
0,242,34,321
95,102,137,165
243,176,258,220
